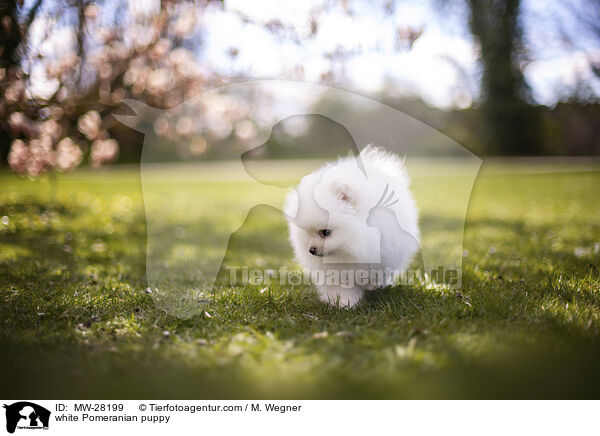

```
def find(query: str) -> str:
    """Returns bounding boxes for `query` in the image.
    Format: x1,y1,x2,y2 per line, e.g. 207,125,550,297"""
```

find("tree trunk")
0,0,21,165
468,0,542,155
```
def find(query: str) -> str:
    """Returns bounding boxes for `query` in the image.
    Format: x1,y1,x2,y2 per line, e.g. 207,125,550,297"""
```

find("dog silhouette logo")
365,183,422,268
113,80,481,317
3,402,50,433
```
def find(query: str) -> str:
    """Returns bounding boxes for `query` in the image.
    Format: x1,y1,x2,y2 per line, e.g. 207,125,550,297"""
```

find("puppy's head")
286,164,378,263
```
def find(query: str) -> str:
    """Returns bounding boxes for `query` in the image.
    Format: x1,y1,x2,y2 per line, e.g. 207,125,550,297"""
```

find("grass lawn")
1,159,599,399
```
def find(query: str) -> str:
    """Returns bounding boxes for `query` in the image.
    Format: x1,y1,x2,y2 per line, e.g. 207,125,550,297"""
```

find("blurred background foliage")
0,0,599,175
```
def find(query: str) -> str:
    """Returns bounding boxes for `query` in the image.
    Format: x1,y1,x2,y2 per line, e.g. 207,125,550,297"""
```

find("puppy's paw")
317,286,364,309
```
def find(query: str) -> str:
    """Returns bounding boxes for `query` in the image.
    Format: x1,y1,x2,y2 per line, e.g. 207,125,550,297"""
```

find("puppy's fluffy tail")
359,144,410,186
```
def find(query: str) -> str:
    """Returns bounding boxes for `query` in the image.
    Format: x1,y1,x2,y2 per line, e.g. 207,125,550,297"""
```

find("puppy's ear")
283,189,299,221
332,183,358,213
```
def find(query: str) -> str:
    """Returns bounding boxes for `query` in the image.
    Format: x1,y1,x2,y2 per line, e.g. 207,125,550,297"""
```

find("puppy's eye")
318,229,331,237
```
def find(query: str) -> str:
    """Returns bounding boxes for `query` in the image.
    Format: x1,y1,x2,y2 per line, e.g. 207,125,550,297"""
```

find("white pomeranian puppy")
284,145,420,308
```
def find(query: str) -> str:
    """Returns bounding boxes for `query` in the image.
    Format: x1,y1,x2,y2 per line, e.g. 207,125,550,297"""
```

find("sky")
202,0,479,108
24,0,600,109
202,0,600,108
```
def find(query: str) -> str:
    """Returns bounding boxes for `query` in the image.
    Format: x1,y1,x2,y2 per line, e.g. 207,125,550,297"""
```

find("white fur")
284,145,420,308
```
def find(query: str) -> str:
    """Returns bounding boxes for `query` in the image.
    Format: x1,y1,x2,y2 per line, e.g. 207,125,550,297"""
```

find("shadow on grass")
463,214,600,278
1,284,600,399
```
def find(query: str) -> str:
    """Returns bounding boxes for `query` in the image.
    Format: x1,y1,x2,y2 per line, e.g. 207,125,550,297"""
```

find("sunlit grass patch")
1,163,599,398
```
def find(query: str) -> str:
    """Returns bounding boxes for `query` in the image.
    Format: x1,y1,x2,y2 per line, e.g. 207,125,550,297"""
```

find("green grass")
1,160,600,399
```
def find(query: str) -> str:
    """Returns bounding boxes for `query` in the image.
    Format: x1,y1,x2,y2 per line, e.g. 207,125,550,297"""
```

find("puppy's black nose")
309,247,317,255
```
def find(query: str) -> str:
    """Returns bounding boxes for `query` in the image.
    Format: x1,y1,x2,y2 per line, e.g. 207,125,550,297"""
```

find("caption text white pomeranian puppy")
284,145,420,308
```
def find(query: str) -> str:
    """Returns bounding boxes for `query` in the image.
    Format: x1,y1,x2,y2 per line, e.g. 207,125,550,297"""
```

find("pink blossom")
56,137,83,172
7,139,29,174
77,111,102,140
90,139,119,166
